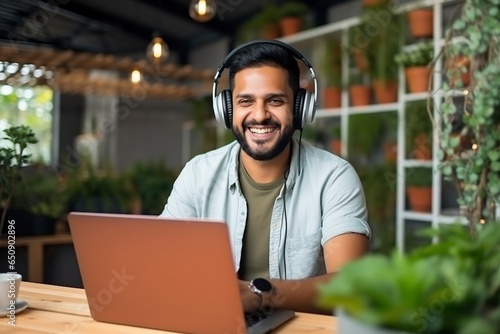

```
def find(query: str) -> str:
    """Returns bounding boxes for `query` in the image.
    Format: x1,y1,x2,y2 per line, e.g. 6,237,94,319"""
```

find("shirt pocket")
286,231,325,279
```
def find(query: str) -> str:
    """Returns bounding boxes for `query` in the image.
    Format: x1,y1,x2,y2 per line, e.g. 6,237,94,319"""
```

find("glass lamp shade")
146,36,169,65
189,0,217,22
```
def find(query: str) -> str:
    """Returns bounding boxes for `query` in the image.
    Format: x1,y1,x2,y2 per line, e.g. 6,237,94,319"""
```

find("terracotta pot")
349,85,372,106
446,55,471,88
384,141,398,164
407,9,433,39
261,24,281,39
323,86,341,109
352,48,369,72
372,80,398,104
412,133,432,160
407,186,432,212
362,0,386,7
405,66,431,93
279,17,302,36
330,139,342,155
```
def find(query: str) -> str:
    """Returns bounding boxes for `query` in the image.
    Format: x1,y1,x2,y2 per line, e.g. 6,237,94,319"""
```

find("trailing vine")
437,0,500,232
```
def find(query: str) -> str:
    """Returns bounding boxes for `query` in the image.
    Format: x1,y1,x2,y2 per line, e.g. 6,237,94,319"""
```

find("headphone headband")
213,39,315,82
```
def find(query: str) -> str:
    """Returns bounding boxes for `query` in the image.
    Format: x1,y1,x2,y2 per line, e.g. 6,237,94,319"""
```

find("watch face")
253,278,272,293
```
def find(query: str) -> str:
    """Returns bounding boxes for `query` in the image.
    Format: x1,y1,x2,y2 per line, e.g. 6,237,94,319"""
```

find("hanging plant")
436,0,500,232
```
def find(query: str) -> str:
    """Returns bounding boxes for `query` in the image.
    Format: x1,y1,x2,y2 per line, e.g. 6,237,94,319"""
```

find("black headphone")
212,39,318,130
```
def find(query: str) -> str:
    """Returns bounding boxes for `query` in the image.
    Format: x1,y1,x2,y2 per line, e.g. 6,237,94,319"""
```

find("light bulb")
130,69,142,83
189,0,217,22
146,36,169,64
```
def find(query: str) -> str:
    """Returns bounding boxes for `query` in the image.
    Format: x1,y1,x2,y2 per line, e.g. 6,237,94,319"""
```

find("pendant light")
146,34,169,67
189,0,217,22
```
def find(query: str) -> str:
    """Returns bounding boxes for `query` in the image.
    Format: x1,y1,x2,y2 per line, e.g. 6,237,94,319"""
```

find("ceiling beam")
21,0,187,55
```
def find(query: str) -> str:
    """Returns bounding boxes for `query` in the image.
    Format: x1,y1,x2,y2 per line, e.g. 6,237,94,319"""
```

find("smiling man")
160,40,371,315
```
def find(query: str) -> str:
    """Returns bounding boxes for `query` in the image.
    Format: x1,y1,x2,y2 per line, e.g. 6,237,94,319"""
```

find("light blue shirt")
160,139,371,279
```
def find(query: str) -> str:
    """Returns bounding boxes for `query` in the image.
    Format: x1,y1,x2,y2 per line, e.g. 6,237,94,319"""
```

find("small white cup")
0,273,22,311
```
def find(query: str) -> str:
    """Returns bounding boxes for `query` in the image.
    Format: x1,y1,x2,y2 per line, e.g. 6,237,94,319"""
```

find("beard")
232,120,294,161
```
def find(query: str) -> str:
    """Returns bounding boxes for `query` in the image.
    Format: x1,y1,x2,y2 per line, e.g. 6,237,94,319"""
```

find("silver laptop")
68,212,295,334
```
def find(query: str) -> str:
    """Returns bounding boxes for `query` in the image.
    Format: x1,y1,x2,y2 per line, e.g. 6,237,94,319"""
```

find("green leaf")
488,151,500,161
491,162,500,172
453,19,466,30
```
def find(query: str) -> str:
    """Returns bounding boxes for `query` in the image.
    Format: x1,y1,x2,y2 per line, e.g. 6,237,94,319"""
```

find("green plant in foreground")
0,125,38,235
318,223,500,334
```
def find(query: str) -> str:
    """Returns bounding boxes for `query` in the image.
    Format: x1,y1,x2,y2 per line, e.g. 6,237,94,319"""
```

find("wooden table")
2,282,337,333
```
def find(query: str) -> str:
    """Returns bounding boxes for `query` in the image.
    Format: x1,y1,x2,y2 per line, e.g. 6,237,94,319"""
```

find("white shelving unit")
278,0,466,252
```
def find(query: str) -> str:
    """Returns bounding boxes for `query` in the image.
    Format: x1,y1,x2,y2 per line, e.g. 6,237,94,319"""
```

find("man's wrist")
248,278,273,309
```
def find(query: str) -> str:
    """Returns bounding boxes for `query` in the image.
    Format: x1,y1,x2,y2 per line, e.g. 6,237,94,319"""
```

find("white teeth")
250,128,274,134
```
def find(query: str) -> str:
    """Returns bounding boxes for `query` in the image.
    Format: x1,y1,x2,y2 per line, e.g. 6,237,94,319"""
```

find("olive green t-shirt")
237,159,284,281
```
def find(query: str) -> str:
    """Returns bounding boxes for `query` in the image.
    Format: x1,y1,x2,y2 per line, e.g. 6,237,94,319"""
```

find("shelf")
402,210,467,225
402,92,432,102
347,103,399,115
315,108,341,118
402,211,432,222
402,160,434,167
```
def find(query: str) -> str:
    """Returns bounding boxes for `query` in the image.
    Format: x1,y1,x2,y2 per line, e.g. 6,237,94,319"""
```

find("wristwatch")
248,278,273,309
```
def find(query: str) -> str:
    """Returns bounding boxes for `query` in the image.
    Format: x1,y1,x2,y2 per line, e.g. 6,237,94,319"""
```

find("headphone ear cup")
301,89,316,128
213,89,232,129
222,89,233,129
294,89,306,130
294,88,316,130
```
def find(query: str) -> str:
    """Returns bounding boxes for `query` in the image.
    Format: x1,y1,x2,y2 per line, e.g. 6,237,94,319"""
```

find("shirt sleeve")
321,161,371,245
159,160,198,218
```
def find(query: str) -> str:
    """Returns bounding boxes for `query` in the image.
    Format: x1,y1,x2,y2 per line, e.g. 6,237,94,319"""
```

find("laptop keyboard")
245,309,270,327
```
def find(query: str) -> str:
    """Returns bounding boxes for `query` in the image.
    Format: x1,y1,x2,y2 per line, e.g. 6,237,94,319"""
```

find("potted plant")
320,36,342,109
10,164,68,236
329,125,342,155
406,6,434,40
318,222,500,333
126,160,178,215
395,41,434,93
250,4,281,39
0,125,38,236
363,1,403,104
64,160,132,214
405,166,433,212
349,72,371,107
278,1,308,36
406,100,433,160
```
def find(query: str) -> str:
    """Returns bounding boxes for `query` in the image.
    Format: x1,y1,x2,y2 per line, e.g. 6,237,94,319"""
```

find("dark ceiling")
0,0,349,64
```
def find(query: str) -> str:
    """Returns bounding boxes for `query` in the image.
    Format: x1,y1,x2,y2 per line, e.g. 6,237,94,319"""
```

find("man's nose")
252,101,270,122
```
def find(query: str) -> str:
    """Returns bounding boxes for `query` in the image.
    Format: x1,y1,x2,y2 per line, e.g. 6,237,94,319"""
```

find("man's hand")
238,280,261,313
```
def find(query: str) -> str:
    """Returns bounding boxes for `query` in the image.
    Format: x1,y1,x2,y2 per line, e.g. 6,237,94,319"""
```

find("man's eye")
269,99,284,106
239,99,252,106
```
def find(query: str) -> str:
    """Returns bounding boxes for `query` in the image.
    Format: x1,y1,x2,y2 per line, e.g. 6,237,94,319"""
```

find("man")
161,40,370,315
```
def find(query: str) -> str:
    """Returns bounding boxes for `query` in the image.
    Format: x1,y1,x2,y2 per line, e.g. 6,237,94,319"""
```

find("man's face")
231,65,295,161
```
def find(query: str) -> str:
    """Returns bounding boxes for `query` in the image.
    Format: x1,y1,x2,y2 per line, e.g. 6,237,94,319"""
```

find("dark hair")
227,42,300,94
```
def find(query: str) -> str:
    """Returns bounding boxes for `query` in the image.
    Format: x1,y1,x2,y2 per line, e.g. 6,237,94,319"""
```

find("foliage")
320,37,342,87
395,41,435,67
12,166,68,220
64,160,132,214
253,4,281,27
348,113,385,158
405,100,434,156
406,167,433,187
278,1,308,19
363,1,404,82
436,0,500,228
0,125,38,235
318,223,500,333
358,163,397,254
126,160,178,215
